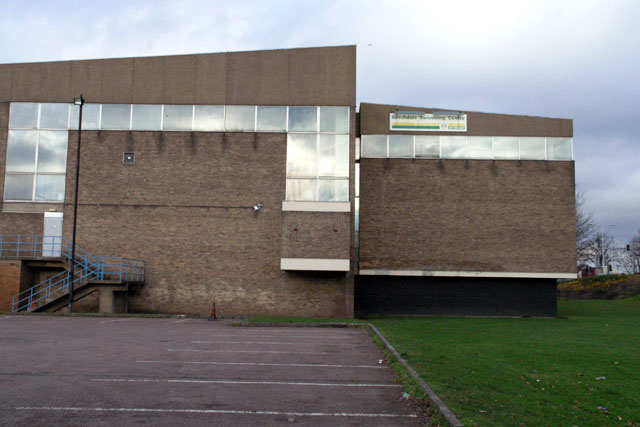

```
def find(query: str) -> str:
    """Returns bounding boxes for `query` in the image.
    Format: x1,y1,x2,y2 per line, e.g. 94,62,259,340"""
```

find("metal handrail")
5,235,145,312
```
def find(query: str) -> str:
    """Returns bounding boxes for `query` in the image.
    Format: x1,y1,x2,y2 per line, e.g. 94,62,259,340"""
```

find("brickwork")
281,212,350,259
58,129,354,317
359,159,577,273
0,260,23,311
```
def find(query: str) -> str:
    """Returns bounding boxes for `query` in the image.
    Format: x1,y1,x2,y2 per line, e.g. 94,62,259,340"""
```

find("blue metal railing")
2,235,145,312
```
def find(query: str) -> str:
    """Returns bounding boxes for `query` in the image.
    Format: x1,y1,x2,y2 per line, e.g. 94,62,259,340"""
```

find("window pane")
467,136,492,159
286,134,317,177
415,135,439,158
4,174,34,200
163,105,193,131
441,136,466,158
9,103,38,129
520,137,546,160
224,105,255,131
361,135,387,157
493,137,519,159
70,104,100,130
288,106,317,132
257,106,286,131
319,106,349,132
319,179,348,202
547,138,572,160
6,130,37,172
39,104,69,129
193,105,224,131
132,104,162,130
37,131,68,173
35,175,65,201
318,134,349,177
286,178,317,201
389,135,413,157
101,104,131,130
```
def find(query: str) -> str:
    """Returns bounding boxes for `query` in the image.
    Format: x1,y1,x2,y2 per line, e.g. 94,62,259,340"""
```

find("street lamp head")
73,95,84,106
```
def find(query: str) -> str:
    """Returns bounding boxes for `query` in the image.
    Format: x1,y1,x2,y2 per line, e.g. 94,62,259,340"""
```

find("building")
0,45,577,317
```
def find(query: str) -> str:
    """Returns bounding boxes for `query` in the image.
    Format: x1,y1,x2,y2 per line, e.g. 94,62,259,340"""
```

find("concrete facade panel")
162,55,196,104
132,57,164,104
225,50,290,105
359,103,573,137
100,58,134,103
70,60,103,101
194,53,227,105
11,63,46,102
289,46,356,106
358,159,576,274
43,62,72,102
0,65,13,102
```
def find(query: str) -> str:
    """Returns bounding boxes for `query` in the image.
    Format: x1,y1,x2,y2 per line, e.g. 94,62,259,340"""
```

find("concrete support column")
99,287,129,314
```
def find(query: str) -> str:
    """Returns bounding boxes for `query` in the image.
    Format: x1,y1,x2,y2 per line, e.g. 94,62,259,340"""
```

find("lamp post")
68,94,84,313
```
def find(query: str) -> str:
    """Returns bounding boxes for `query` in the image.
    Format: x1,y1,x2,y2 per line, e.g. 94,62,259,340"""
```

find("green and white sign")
390,112,467,132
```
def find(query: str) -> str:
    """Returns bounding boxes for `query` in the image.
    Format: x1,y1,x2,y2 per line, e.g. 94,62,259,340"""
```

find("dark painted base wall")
355,276,557,317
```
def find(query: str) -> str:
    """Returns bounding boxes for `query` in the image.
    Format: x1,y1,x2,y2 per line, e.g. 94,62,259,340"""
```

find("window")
257,106,286,131
163,105,193,131
4,130,67,201
286,107,349,202
360,134,573,161
441,136,466,158
193,105,224,131
520,137,546,160
132,105,162,130
361,135,387,157
101,104,131,130
389,135,413,157
225,106,255,131
415,135,439,158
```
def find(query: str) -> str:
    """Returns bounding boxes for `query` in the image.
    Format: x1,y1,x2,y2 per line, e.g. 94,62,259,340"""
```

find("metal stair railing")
2,235,145,312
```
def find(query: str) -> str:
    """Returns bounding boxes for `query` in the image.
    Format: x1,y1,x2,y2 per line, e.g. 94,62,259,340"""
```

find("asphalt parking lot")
0,315,423,426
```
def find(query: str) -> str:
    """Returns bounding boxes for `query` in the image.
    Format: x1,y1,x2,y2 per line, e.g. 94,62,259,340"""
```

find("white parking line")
173,319,191,324
136,360,383,369
191,340,364,347
168,349,342,355
207,334,354,339
92,378,400,387
99,318,131,324
17,406,417,418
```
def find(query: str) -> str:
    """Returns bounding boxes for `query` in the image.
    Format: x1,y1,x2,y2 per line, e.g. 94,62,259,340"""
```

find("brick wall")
57,129,353,317
0,260,22,311
282,212,350,259
359,159,576,273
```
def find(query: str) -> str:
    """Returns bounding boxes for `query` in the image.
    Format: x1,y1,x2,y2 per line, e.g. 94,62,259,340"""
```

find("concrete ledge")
281,201,351,212
233,320,463,426
359,269,577,280
281,258,349,271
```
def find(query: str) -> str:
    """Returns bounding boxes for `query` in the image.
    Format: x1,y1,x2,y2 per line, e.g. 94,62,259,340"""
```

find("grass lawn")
251,297,640,426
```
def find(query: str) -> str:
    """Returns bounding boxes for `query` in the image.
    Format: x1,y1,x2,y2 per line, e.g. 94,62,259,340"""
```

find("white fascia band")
281,258,350,271
358,269,577,279
282,201,351,212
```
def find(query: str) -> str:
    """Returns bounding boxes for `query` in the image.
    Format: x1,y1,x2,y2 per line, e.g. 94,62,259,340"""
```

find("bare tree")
576,188,595,265
586,231,617,270
620,229,640,274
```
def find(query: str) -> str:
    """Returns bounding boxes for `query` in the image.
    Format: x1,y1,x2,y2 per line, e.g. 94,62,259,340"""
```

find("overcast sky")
1,0,638,242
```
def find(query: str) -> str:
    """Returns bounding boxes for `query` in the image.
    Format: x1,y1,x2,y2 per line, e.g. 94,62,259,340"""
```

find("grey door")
43,212,63,257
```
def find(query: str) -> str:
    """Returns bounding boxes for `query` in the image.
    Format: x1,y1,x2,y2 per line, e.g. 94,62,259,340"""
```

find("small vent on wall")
123,152,135,164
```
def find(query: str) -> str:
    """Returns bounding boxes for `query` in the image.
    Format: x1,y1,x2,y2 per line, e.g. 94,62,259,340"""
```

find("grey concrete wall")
359,103,573,137
0,46,356,106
